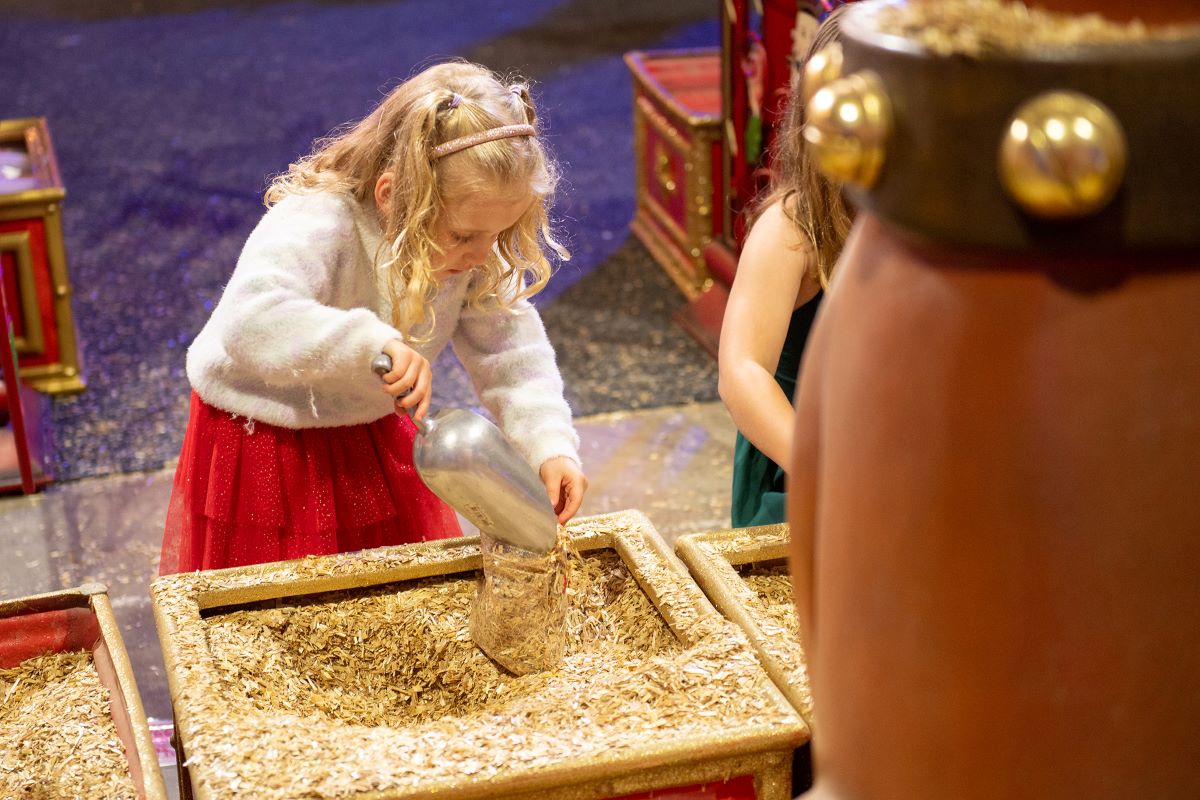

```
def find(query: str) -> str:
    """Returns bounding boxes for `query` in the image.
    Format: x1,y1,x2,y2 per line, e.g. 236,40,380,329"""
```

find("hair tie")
448,93,462,109
510,84,525,96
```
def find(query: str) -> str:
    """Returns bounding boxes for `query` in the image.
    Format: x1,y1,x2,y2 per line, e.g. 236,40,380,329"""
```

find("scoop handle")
372,353,430,436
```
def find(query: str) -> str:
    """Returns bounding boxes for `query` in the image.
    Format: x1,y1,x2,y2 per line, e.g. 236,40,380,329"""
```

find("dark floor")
1,0,720,482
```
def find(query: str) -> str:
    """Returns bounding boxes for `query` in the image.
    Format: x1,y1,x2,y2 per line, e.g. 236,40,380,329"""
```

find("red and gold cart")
0,582,168,799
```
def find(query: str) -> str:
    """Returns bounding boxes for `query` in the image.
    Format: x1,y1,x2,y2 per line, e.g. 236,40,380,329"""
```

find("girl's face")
432,188,535,276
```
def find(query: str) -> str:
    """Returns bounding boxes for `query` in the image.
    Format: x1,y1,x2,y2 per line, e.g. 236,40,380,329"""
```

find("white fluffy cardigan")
186,191,580,471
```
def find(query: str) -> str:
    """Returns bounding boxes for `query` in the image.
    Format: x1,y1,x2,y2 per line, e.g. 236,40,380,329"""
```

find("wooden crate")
626,49,723,300
152,511,808,800
675,525,812,726
0,117,85,395
0,582,169,799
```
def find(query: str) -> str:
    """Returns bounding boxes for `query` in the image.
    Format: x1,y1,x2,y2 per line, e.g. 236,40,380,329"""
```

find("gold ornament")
803,43,844,107
998,90,1127,219
803,70,891,188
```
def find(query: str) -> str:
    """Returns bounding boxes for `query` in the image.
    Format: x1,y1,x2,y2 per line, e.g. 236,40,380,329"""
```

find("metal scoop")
372,354,558,554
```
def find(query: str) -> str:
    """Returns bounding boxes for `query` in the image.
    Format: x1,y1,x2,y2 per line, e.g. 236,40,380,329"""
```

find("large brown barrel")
789,2,1200,798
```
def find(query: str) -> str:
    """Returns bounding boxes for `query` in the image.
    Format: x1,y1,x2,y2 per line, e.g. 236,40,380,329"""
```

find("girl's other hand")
380,338,432,421
539,456,588,525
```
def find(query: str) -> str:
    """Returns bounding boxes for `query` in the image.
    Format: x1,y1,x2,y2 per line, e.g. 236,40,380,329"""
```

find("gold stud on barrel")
803,43,844,107
803,70,891,189
999,90,1127,219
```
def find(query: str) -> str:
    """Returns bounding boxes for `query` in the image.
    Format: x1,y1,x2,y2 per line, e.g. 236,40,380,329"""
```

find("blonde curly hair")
264,61,568,340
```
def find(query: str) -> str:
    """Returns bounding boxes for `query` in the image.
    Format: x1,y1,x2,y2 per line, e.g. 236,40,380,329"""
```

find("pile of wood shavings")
161,529,795,799
871,0,1199,57
0,651,138,800
740,562,800,640
202,550,673,728
728,556,814,724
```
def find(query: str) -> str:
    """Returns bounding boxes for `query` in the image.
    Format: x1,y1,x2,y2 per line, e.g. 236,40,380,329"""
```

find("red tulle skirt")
160,392,461,574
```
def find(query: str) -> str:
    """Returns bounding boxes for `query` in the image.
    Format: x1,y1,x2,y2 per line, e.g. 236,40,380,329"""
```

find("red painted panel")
0,607,101,668
0,250,20,339
639,53,722,118
607,774,757,800
642,123,690,231
0,217,60,368
711,138,725,240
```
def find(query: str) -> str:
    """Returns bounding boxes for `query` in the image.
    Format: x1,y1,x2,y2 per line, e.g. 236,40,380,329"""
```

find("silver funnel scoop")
372,354,558,554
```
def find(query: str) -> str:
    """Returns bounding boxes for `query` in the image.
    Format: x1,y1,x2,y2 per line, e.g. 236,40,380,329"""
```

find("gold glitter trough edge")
0,583,170,800
151,510,808,800
675,524,816,726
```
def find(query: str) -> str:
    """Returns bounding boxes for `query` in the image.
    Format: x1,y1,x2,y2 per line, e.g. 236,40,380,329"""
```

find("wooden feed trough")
0,582,168,799
152,511,808,800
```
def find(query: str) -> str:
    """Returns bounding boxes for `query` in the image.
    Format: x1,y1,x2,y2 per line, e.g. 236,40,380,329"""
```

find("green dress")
730,292,824,528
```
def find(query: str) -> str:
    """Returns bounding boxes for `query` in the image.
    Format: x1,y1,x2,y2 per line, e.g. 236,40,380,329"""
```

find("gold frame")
675,524,814,725
0,583,170,800
0,230,45,354
0,117,85,394
626,49,722,299
152,511,808,800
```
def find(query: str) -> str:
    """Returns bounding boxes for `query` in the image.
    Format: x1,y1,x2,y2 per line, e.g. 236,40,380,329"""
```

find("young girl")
718,10,852,528
161,61,587,573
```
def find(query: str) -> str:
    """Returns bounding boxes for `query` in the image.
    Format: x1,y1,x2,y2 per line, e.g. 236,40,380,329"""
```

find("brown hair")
750,8,854,288
264,61,567,340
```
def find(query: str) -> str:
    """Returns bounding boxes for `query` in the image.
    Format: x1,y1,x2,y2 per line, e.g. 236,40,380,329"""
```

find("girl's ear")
374,172,393,212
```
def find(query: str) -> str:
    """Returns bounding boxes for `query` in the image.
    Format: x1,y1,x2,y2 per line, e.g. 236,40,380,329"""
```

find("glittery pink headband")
431,123,537,159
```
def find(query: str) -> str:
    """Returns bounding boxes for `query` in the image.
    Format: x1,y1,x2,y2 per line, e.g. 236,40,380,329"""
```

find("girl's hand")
540,456,588,525
379,338,432,421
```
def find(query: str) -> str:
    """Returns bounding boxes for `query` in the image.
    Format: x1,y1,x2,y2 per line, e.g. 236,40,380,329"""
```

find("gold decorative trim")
654,139,679,197
0,230,45,354
0,117,66,208
36,205,85,394
91,590,169,800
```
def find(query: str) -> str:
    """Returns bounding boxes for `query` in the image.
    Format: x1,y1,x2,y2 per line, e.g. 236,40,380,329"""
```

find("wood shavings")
202,549,681,729
684,529,814,727
0,651,138,800
739,562,800,640
703,528,789,558
469,530,571,675
870,0,1200,57
153,513,804,799
730,559,813,723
